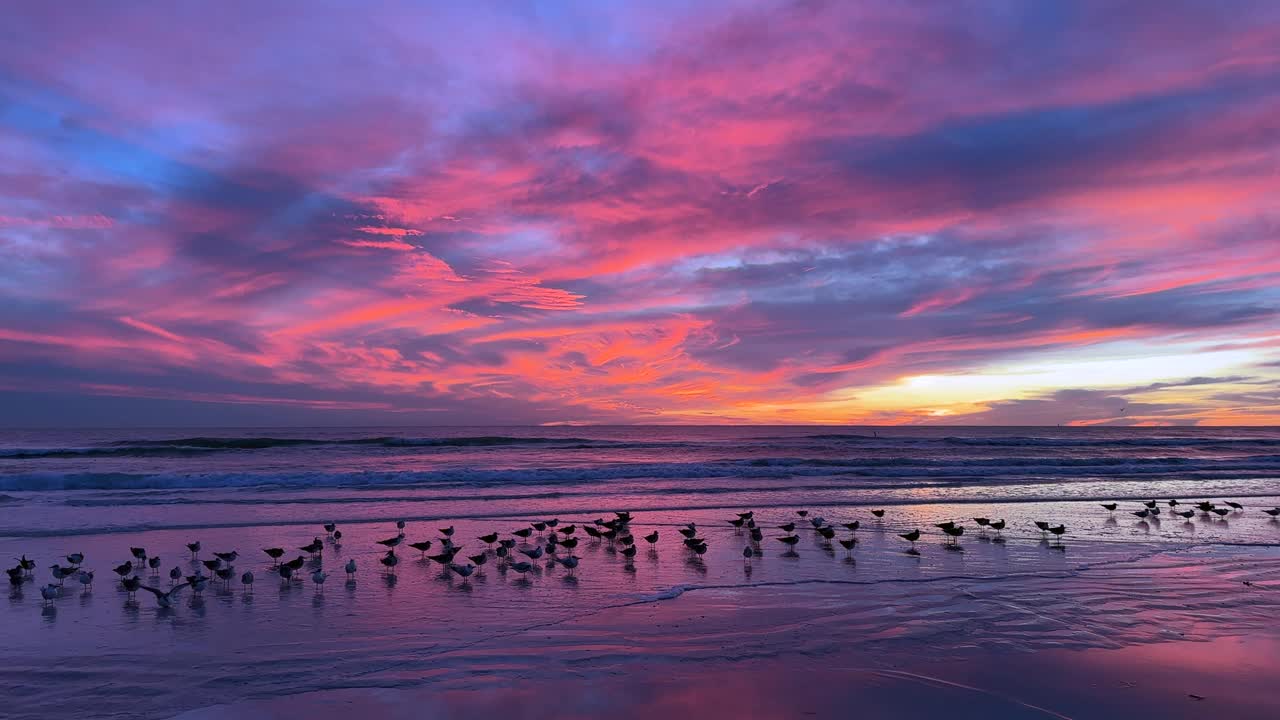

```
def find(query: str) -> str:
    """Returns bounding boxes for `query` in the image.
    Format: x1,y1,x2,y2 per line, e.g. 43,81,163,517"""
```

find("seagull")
777,535,800,547
1197,502,1216,514
1211,507,1230,518
408,541,433,558
743,546,754,563
1225,501,1244,512
512,528,533,540
738,511,754,520
122,576,142,600
201,559,223,575
332,529,342,543
750,527,764,542
558,525,576,535
323,522,336,535
66,553,84,566
519,546,544,560
1264,508,1280,517
989,520,1006,535
468,553,487,569
546,518,561,528
311,570,328,592
283,556,306,574
838,538,857,555
148,556,162,574
169,567,182,584
447,563,475,582
379,552,399,575
531,522,546,534
1175,510,1196,519
140,583,188,608
6,566,23,589
729,517,746,529
871,509,885,518
241,571,254,592
935,521,956,531
130,547,148,567
797,510,809,518
263,548,285,565
583,526,602,538
841,521,860,532
49,565,73,586
973,518,990,528
478,533,499,546
439,526,456,537
809,516,826,528
1133,509,1150,519
1168,499,1180,507
621,545,637,559
1047,525,1066,542
186,542,201,560
18,556,36,576
643,531,659,544
941,525,965,544
427,549,458,564
215,565,236,585
1100,503,1117,512
560,537,579,550
113,562,134,580
213,551,239,564
554,555,580,576
345,559,357,579
778,523,796,532
1033,521,1050,534
1143,500,1158,509
77,570,94,591
300,539,323,557
899,530,921,548
40,584,59,606
816,526,836,540
278,565,294,583
375,535,404,549
510,561,534,576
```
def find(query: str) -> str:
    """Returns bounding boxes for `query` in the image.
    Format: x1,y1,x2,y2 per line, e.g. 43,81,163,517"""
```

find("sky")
1,0,1278,427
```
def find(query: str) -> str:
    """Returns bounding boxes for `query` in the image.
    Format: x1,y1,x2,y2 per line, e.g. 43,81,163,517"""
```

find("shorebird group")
11,497,1275,610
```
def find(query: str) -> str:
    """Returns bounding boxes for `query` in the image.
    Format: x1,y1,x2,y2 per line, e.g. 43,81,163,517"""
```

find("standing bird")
841,521,861,532
643,531,659,544
796,510,809,518
554,555,579,576
512,528,533,540
1144,500,1158,509
122,576,142,600
742,546,754,565
777,535,800,548
345,559,357,580
408,541,433,558
973,518,990,528
241,571,254,593
311,570,328,592
1175,509,1195,520
447,563,475,582
750,527,764,543
989,520,1006,536
778,522,796,533
278,565,294,584
77,570,94,592
332,529,342,543
213,551,239,564
148,556,162,575
169,567,183,584
558,525,576,535
130,547,148,567
478,533,499,547
1101,503,1117,512
439,526,456,538
300,538,323,557
113,562,134,580
379,552,399,575
262,548,285,565
839,538,857,555
323,522,336,535
621,545,637,559
942,525,965,544
899,530,921,548
186,542,201,560
40,584,59,606
871,509,886,519
18,556,37,576
468,553,488,570
1133,509,1150,519
376,535,404,549
560,537,579,550
1263,508,1280,517
519,546,544,560
66,553,85,567
510,561,534,576
1048,525,1066,543
1225,501,1244,512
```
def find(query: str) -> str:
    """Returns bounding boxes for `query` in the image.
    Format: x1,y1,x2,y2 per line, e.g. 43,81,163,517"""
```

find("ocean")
3,426,1279,719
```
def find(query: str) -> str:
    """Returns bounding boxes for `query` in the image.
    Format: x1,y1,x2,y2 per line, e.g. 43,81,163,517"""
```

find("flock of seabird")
10,499,1275,609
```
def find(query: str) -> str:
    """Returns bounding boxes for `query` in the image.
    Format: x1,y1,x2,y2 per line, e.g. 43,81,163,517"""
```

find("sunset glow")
2,1,1278,426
